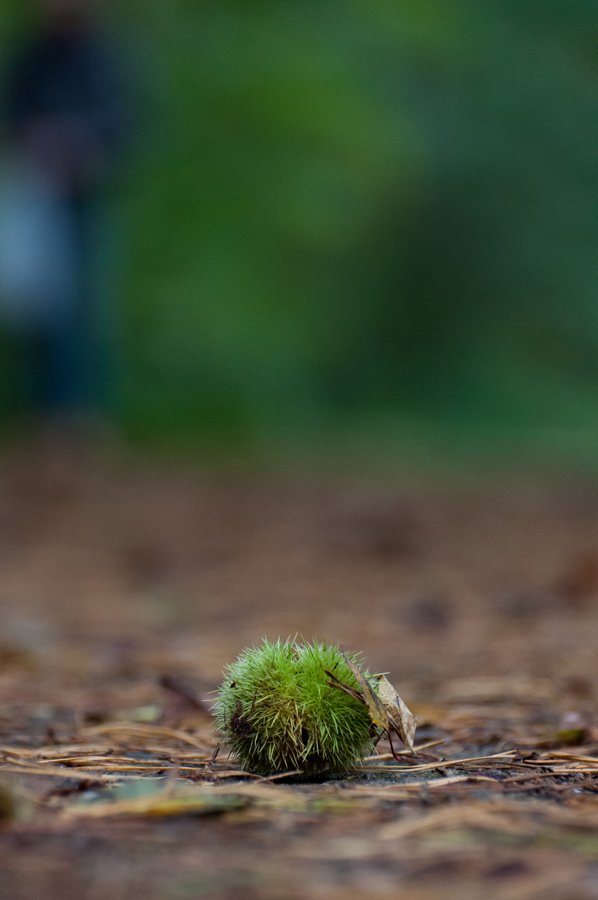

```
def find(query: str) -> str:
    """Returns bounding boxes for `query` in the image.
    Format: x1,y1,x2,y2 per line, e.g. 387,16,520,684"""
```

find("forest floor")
1,437,597,899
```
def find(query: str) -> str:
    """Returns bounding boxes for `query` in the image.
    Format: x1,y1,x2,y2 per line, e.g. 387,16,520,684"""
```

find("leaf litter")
326,651,417,754
1,448,598,898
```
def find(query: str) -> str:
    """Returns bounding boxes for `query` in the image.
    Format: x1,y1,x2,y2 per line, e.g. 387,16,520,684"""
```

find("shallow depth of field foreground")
1,443,598,900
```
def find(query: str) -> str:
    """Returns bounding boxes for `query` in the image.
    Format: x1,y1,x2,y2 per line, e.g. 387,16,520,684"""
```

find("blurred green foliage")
1,2,597,457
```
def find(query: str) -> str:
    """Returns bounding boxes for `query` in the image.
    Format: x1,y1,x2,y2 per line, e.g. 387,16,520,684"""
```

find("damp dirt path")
1,441,597,899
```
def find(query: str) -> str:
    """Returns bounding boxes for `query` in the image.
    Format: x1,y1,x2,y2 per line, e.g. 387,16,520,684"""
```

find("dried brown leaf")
341,652,417,753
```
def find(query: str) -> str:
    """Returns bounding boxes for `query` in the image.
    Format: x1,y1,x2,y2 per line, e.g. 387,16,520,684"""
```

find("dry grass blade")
357,750,517,774
79,723,209,749
63,791,251,819
0,764,122,783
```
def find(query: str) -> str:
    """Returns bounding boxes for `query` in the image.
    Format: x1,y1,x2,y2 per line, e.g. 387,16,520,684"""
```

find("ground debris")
1,454,598,898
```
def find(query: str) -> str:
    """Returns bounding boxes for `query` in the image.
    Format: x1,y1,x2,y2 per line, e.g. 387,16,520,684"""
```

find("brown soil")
1,439,597,899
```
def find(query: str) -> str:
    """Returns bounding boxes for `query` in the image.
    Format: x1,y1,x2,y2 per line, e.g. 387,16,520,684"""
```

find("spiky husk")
215,639,375,776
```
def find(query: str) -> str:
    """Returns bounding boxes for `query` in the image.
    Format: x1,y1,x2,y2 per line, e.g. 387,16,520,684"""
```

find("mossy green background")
1,2,597,468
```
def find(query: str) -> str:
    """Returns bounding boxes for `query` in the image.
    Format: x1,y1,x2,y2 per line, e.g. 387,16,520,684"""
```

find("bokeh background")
1,10,598,897
0,0,597,469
